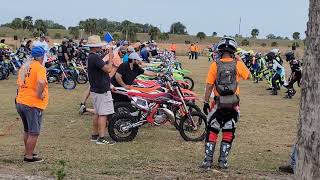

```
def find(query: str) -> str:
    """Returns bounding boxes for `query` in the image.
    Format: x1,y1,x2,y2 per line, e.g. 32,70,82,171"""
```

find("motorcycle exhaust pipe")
122,120,146,132
158,108,175,122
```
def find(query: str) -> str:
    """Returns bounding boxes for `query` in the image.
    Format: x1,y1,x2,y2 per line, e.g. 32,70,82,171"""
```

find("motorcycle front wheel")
179,111,207,142
173,102,201,130
108,113,139,142
62,78,77,90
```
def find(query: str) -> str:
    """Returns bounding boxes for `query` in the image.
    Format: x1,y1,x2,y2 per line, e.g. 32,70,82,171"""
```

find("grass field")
0,56,299,179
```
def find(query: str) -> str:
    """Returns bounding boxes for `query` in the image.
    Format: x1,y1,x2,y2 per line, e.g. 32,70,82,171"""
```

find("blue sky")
0,0,308,39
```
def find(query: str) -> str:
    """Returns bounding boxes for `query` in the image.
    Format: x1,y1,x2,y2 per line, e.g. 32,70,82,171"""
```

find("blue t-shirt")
140,48,149,61
123,53,129,63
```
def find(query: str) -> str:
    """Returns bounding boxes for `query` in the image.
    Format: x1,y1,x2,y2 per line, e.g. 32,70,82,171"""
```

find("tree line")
0,16,189,41
1,16,302,42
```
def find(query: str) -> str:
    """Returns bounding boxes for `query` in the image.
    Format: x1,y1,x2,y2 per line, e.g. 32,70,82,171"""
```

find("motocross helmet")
216,37,238,53
285,51,295,62
265,52,276,62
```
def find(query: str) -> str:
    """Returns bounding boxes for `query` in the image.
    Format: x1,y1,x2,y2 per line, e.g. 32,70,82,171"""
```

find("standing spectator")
190,43,196,60
0,39,8,62
0,39,8,49
195,42,200,60
67,39,76,60
85,35,114,145
103,46,126,77
57,39,69,65
16,46,49,162
25,40,32,55
170,43,177,55
33,33,49,65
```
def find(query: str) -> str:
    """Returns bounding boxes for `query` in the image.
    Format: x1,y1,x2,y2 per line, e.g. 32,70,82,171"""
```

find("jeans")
290,144,297,173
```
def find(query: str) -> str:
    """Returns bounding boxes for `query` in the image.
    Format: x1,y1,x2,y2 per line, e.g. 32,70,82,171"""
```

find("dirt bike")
109,74,206,142
46,60,77,90
68,58,88,84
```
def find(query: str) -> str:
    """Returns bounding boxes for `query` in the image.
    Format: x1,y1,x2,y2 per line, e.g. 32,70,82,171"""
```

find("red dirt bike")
109,74,207,142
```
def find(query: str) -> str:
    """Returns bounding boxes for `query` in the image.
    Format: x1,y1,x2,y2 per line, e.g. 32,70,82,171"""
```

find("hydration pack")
215,59,238,96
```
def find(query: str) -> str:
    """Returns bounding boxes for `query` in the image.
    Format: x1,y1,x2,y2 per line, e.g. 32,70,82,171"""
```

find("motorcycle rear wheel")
183,76,194,90
76,72,88,84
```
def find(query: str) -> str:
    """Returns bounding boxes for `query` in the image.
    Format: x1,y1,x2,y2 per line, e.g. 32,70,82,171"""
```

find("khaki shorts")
91,91,114,116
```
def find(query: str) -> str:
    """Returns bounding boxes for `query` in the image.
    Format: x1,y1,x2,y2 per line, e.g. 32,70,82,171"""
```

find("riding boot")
199,142,216,169
270,88,278,95
218,142,232,169
284,89,296,99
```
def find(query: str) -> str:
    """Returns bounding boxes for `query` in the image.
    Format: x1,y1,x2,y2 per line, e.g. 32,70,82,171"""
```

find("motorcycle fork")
175,87,197,129
60,65,70,81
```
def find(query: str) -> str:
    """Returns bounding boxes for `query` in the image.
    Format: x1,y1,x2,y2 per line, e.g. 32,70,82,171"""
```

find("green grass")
0,56,298,179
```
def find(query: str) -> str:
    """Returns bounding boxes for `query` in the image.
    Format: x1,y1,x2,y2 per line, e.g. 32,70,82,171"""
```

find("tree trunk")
297,0,320,179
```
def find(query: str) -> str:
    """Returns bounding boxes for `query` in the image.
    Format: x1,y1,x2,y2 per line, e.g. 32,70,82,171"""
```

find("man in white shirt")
33,33,49,65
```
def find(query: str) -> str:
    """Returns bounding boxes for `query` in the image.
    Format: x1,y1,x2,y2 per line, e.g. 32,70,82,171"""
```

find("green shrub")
292,42,300,48
261,43,267,47
241,39,250,46
32,31,40,38
271,42,278,47
54,33,62,39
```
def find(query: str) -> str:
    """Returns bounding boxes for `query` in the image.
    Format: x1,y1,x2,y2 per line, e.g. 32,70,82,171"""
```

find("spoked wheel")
63,77,77,90
179,111,207,142
76,72,88,84
183,76,194,90
113,102,136,115
173,102,201,130
108,113,139,142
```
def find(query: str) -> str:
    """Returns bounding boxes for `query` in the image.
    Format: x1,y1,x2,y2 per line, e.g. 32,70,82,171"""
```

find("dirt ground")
0,56,298,179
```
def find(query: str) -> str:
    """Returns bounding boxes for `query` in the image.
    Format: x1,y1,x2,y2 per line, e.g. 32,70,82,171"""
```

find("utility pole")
238,17,241,36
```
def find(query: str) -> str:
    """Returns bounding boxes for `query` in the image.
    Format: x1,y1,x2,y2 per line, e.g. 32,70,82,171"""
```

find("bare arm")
115,72,128,88
64,53,69,61
36,79,46,100
101,61,112,74
204,83,214,103
143,70,157,77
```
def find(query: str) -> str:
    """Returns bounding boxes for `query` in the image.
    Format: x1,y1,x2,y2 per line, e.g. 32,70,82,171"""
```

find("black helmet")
255,52,262,59
266,51,276,62
217,37,238,53
285,51,295,61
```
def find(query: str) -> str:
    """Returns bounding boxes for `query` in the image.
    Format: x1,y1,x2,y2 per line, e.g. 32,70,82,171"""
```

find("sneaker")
96,137,108,145
24,153,38,158
24,157,44,163
105,137,116,145
90,134,99,142
79,103,87,115
279,165,294,174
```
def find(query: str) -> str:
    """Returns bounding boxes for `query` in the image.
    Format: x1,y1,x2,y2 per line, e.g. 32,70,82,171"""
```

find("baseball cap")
128,46,135,52
128,52,142,61
123,41,129,46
